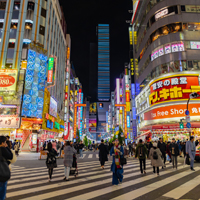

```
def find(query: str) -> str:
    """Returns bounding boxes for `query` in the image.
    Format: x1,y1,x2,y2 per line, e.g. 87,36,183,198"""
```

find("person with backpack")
0,136,13,200
46,142,58,182
149,142,163,176
135,139,148,174
169,138,179,169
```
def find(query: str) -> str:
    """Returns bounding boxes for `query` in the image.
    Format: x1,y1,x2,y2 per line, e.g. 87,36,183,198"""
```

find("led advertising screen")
89,103,97,114
49,97,57,118
89,119,97,128
22,49,47,118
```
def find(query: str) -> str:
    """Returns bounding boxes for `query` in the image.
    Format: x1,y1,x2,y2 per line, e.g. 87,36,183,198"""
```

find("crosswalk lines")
88,154,93,158
7,159,200,200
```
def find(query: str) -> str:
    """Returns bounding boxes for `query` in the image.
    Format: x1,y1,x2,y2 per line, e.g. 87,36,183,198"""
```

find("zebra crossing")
6,159,200,200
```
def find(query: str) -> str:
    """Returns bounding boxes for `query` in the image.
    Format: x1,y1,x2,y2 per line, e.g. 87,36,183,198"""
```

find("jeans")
153,167,159,174
139,159,146,173
48,168,53,179
189,151,196,168
64,166,70,180
0,181,7,200
79,149,83,157
171,155,178,169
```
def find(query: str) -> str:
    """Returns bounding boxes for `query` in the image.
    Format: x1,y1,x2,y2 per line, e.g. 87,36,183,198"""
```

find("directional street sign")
185,110,190,116
186,122,191,129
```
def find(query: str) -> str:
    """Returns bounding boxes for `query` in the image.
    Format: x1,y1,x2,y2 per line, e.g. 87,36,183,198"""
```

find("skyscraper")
97,24,110,101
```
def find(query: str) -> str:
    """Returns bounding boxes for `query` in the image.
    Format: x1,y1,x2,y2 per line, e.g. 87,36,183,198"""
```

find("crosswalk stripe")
17,164,161,200
9,163,178,199
8,161,152,188
111,167,200,200
88,154,93,158
63,164,186,200
96,154,99,158
163,174,200,199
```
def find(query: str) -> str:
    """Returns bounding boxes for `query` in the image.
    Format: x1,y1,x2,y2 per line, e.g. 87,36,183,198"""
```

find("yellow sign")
21,61,27,69
129,29,133,45
65,86,68,93
135,59,139,77
0,69,18,92
126,102,130,112
67,47,70,60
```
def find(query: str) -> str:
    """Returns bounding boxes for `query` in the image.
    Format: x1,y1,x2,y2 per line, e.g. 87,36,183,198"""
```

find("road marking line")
88,154,93,158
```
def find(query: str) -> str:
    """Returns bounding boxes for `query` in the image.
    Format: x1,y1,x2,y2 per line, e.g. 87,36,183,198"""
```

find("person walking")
14,141,20,156
46,142,58,182
0,136,13,200
135,139,148,174
186,136,196,171
166,141,172,163
6,140,17,171
110,139,124,185
99,139,109,169
158,137,167,168
170,138,179,169
149,142,163,176
56,141,61,157
78,141,84,159
63,141,77,181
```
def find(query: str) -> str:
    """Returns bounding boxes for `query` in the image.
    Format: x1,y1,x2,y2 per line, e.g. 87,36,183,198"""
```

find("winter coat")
158,141,166,154
135,143,148,160
170,142,179,156
14,143,19,151
64,146,77,167
149,147,164,167
99,143,109,162
110,145,124,174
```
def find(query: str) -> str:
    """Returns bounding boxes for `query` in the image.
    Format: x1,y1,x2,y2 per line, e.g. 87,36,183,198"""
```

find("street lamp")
187,92,200,110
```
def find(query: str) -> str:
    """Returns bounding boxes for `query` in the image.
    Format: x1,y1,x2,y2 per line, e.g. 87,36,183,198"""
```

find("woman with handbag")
46,142,58,182
110,139,124,185
63,141,77,181
0,136,13,200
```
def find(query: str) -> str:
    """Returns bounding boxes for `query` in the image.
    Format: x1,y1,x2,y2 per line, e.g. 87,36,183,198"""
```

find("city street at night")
1,0,200,199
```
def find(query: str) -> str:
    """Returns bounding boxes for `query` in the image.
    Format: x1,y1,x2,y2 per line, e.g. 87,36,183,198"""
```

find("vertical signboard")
47,57,54,84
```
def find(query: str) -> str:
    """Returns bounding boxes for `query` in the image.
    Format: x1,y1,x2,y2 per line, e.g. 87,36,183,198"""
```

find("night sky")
59,0,132,97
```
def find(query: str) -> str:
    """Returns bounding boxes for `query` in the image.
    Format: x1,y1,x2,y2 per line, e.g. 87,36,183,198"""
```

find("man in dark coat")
158,137,167,168
170,138,179,169
99,139,109,169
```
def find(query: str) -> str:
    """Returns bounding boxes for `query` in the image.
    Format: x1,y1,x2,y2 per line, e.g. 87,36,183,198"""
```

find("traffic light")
179,122,184,129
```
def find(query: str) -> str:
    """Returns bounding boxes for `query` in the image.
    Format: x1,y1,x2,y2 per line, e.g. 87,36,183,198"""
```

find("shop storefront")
136,72,200,141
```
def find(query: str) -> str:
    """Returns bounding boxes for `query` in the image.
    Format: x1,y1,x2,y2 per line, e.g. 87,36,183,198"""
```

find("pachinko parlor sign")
149,74,200,106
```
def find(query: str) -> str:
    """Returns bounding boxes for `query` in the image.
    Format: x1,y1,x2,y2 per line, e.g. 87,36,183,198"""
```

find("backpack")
138,146,144,158
0,148,11,182
153,150,158,160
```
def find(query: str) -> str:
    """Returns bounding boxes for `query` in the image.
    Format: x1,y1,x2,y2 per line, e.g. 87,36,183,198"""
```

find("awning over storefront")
140,122,200,131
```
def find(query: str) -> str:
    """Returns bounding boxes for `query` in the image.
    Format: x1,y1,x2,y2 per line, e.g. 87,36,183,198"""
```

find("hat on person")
153,142,157,147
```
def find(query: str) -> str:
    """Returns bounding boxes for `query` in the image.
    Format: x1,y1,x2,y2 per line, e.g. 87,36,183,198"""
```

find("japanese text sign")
149,75,200,106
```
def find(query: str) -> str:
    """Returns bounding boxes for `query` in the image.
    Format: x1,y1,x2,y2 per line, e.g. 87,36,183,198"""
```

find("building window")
13,2,20,10
27,2,34,11
41,8,46,18
25,22,32,30
0,2,6,10
39,25,45,35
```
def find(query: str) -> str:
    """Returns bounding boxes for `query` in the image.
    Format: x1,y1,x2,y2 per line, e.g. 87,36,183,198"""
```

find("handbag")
186,154,190,165
120,155,127,165
0,148,11,182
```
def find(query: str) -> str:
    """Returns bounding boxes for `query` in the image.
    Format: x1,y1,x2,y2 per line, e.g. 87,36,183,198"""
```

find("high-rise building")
132,1,200,139
97,24,110,101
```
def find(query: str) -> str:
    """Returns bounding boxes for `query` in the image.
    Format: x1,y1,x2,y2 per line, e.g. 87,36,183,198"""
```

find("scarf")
114,145,121,169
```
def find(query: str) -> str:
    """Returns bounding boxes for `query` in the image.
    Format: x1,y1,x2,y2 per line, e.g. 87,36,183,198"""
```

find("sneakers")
191,167,195,171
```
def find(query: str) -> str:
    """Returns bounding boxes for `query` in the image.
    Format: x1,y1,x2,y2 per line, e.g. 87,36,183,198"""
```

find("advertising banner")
144,103,200,121
49,97,57,118
89,103,97,114
89,119,97,127
0,69,18,92
149,74,200,106
22,49,47,118
47,57,54,84
0,117,20,128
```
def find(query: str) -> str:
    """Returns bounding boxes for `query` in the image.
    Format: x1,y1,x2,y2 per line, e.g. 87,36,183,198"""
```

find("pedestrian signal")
179,122,184,129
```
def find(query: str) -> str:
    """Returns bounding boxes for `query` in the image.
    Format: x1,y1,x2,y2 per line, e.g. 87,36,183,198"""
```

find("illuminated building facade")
97,24,110,101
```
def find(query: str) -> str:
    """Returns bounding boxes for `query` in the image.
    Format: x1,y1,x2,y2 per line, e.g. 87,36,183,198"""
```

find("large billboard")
89,103,97,114
49,97,57,118
149,74,200,106
22,49,47,118
89,119,97,128
0,69,18,92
